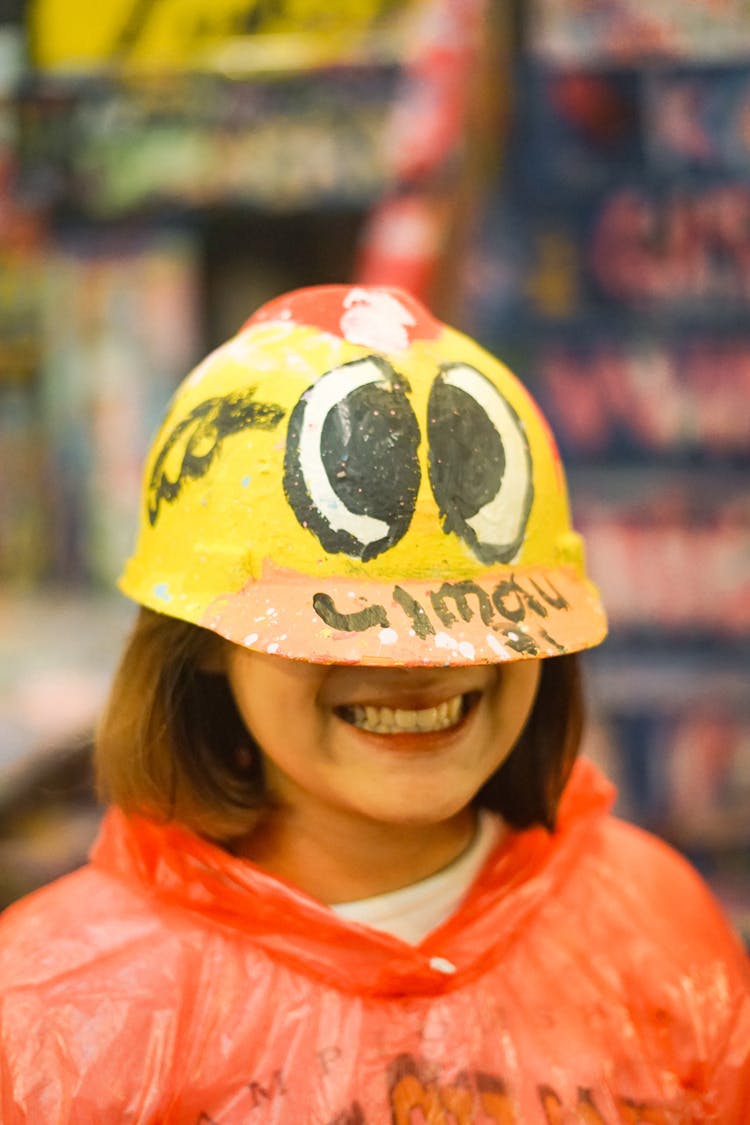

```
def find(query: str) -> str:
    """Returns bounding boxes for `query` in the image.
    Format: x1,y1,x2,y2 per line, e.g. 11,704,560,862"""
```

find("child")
1,285,748,1124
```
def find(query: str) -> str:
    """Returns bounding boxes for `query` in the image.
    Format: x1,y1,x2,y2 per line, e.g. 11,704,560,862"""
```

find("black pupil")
428,381,505,518
321,383,420,522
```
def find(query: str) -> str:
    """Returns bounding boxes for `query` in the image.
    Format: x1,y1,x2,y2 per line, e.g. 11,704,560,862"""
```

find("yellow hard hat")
120,285,607,665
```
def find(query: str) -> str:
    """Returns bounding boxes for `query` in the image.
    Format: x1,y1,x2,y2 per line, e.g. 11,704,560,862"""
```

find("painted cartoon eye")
427,363,533,564
284,356,421,560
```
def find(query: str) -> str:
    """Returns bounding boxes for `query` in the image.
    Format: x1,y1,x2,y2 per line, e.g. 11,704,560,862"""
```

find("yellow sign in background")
29,0,426,72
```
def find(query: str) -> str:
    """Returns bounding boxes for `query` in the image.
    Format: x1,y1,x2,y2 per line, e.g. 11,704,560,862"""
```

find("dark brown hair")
96,607,584,840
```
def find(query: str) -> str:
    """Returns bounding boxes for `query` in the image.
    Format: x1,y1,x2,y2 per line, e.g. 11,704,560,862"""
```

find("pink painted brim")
201,564,607,665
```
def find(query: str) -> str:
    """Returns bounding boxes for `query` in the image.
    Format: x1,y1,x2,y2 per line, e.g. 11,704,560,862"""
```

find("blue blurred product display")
569,466,749,636
460,42,750,940
644,66,750,176
530,0,750,66
586,649,750,943
467,179,750,331
515,65,645,202
530,333,750,463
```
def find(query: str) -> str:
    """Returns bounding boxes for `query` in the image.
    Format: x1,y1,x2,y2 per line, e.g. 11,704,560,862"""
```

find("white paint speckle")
486,633,512,660
458,641,475,660
267,642,279,654
434,632,457,651
340,288,416,352
379,628,398,645
243,632,259,646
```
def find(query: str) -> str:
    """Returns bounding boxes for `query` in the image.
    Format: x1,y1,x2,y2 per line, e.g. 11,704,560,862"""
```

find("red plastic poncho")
1,759,749,1124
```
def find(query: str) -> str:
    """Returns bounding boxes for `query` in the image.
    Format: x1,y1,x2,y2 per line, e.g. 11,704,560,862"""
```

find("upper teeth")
348,694,464,734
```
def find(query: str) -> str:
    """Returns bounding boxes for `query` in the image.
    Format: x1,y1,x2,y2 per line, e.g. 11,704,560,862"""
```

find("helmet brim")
126,560,608,666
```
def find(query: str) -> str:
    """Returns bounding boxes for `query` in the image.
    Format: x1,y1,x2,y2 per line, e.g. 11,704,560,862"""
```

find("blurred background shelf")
0,591,133,775
1,0,748,942
0,591,133,906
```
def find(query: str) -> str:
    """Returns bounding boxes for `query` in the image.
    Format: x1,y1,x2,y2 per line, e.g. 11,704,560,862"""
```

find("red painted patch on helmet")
243,285,442,347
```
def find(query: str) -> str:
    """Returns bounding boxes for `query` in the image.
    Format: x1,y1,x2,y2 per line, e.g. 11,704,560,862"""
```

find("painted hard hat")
120,285,607,665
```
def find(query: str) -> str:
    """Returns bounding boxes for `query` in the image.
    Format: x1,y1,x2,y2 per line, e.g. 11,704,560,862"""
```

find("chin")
356,793,476,828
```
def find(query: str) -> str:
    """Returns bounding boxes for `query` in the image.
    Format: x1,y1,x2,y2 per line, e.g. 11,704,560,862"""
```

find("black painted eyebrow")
147,389,285,525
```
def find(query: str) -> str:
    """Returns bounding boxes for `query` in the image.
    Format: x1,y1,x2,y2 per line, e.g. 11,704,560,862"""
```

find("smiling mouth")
337,692,478,735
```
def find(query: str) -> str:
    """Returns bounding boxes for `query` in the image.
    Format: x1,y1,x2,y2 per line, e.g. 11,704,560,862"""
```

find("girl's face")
223,648,541,834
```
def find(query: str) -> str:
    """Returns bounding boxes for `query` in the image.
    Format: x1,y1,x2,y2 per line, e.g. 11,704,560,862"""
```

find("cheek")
488,662,541,743
225,650,328,749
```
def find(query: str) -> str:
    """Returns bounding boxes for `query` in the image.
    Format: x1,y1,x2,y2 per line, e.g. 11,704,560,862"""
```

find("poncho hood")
90,758,616,997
